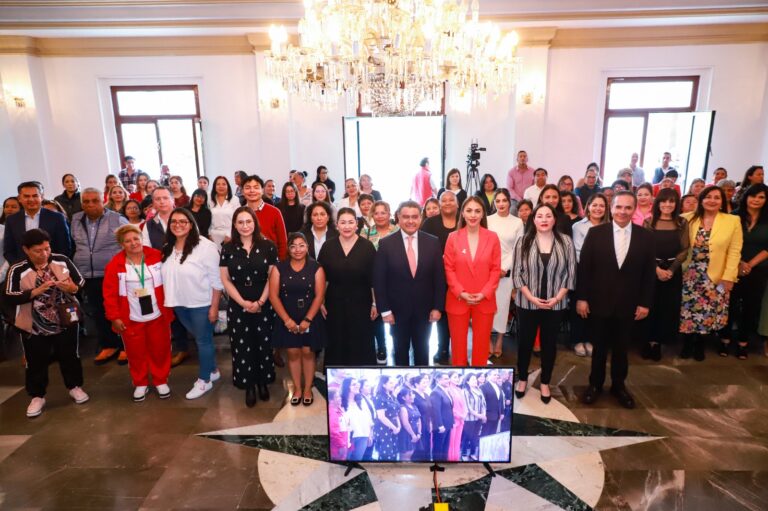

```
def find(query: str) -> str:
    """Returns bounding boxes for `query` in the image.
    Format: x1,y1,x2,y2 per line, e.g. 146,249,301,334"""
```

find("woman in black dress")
277,182,306,235
317,207,377,366
642,188,689,361
410,373,433,461
220,207,278,407
186,189,212,238
397,387,422,461
373,375,401,461
269,232,326,405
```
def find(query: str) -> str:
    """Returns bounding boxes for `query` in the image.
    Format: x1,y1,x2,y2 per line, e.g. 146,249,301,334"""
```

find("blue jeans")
174,306,216,381
349,437,369,461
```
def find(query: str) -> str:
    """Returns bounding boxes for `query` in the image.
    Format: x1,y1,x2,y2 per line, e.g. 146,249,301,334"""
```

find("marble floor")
0,327,766,510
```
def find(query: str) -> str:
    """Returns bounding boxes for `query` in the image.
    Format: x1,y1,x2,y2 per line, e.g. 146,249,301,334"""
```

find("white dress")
487,213,525,333
208,197,240,249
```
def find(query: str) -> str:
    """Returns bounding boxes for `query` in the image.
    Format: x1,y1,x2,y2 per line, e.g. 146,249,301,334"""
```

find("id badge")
138,294,155,316
135,288,150,298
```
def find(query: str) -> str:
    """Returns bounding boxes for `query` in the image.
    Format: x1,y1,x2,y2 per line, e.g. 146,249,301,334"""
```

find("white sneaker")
69,386,90,404
133,386,148,402
26,397,45,418
574,343,587,357
585,343,594,357
185,379,213,400
156,384,171,399
210,369,221,382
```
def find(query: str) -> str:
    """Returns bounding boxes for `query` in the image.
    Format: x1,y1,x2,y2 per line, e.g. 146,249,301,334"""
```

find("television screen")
325,366,513,463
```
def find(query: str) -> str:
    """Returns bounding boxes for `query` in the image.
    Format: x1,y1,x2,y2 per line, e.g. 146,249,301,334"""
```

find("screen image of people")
326,367,513,463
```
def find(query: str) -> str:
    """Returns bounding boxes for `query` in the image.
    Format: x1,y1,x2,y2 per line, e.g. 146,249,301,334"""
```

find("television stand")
429,463,445,474
483,463,496,477
343,462,363,477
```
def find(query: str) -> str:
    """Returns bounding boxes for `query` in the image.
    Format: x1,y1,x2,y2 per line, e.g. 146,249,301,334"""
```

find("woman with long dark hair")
302,201,339,260
121,199,145,228
54,173,82,221
461,372,486,460
733,165,764,206
679,186,743,360
632,183,654,226
642,188,689,361
537,184,572,236
161,208,224,399
313,165,336,202
344,377,374,461
169,176,189,208
439,168,467,207
444,196,501,365
373,375,401,461
220,207,278,407
185,189,211,238
560,190,582,225
512,204,576,404
129,172,151,203
0,196,21,224
720,183,768,359
397,387,422,461
209,176,239,248
474,174,498,215
277,182,306,234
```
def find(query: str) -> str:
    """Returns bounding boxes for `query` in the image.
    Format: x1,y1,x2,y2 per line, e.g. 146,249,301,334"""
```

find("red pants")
447,309,494,366
122,316,171,386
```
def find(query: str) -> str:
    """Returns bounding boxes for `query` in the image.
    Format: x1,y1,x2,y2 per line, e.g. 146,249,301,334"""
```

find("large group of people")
0,152,765,420
327,368,512,463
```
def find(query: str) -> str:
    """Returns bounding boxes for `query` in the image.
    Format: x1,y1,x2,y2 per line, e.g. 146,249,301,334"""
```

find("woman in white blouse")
335,178,363,217
161,208,224,400
487,189,524,358
208,176,240,249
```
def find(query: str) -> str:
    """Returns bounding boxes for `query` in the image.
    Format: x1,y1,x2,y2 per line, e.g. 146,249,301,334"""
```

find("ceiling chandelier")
265,0,521,116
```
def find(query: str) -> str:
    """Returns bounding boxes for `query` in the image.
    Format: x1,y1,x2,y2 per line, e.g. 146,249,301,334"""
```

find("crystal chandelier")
265,0,521,116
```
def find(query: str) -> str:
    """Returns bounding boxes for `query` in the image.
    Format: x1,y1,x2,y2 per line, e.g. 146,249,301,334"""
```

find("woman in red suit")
444,196,502,366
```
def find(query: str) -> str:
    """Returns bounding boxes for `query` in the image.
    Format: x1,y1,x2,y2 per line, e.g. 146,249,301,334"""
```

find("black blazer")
302,226,339,260
501,380,513,410
474,190,496,215
373,231,446,320
3,208,72,264
481,382,505,421
429,386,455,432
576,222,656,319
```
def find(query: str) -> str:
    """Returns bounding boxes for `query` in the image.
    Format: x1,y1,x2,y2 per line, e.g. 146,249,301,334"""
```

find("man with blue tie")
4,181,72,264
374,201,446,366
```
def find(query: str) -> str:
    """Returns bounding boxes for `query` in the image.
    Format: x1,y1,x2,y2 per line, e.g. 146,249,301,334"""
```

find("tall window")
111,85,205,188
602,76,699,182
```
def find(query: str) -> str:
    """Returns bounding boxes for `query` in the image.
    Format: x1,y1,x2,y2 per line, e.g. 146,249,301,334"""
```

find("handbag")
57,295,82,327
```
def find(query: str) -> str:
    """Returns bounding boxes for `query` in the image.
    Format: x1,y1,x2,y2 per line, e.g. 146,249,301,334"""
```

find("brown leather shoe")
94,348,119,365
117,350,128,366
170,351,188,367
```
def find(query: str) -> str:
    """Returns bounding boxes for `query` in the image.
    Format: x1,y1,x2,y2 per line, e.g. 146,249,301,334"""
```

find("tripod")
465,164,481,196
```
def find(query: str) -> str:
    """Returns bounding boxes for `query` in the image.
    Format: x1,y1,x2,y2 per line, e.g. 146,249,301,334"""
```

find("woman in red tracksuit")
103,224,174,402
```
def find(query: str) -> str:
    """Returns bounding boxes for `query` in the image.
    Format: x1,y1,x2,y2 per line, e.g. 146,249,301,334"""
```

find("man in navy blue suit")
4,181,72,264
374,200,446,366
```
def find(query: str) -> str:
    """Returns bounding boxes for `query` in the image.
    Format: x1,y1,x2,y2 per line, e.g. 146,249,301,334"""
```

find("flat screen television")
325,366,513,464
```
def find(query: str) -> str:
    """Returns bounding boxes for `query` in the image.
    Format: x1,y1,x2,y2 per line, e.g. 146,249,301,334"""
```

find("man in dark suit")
374,201,446,366
576,191,656,409
480,369,505,437
500,370,513,432
4,181,72,264
429,372,454,461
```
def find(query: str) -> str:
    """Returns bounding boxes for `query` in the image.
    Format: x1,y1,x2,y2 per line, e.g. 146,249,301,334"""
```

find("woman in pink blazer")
444,196,502,366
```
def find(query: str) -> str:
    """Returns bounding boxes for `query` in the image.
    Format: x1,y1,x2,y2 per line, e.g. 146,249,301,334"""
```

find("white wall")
544,43,768,184
1,41,767,200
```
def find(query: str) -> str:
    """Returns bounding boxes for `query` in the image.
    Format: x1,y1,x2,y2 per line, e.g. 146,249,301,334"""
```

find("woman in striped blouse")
511,204,577,404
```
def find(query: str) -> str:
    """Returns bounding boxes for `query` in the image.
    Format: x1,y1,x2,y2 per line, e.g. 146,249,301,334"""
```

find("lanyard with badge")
130,255,155,316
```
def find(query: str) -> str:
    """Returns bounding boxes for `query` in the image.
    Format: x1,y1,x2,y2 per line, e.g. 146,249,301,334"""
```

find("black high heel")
540,385,551,404
514,381,527,399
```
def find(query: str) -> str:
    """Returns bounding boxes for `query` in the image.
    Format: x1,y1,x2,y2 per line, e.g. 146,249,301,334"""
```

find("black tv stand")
429,463,445,473
343,462,363,477
483,462,496,477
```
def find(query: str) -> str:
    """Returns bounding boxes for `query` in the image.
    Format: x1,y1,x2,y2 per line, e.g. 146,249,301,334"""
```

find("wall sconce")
259,77,286,111
520,87,545,105
2,86,30,109
13,96,26,108
518,73,546,106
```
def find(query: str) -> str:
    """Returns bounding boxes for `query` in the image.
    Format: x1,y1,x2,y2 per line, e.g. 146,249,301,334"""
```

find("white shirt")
141,215,169,247
613,221,632,268
24,210,41,231
162,237,224,308
381,230,419,318
312,226,328,257
487,213,524,272
208,197,239,247
523,184,544,203
347,399,375,438
124,261,161,322
335,197,362,218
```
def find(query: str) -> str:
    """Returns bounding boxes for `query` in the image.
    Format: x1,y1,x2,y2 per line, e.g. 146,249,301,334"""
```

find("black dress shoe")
258,383,270,401
540,386,551,404
245,386,257,408
514,382,527,399
693,341,706,361
611,387,636,409
581,385,602,405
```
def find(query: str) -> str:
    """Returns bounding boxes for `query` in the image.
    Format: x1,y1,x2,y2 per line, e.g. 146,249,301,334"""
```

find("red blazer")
443,227,501,314
103,246,174,329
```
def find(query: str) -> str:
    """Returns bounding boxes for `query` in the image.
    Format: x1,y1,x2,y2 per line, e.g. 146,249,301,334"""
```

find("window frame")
601,76,699,175
110,85,203,177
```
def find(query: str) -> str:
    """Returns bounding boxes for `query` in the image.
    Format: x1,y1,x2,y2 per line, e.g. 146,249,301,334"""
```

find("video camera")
467,141,486,170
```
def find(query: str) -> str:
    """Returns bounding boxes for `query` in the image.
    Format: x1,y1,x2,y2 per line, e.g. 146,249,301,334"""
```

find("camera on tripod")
467,141,486,170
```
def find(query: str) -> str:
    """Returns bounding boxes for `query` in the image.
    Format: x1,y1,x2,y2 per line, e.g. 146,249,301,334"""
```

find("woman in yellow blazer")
679,185,743,360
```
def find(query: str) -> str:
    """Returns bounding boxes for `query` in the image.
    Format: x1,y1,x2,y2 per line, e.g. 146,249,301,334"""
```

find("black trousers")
413,429,432,462
516,307,565,384
480,418,500,437
461,421,482,455
432,428,451,461
722,266,768,343
391,314,431,366
589,315,632,390
23,327,83,397
83,278,122,350
436,313,450,357
373,316,386,352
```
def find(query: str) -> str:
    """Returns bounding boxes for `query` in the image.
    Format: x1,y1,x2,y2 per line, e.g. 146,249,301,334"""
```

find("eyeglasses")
170,219,190,226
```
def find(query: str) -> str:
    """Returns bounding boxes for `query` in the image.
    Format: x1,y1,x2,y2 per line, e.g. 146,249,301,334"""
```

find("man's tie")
407,235,417,277
617,228,629,268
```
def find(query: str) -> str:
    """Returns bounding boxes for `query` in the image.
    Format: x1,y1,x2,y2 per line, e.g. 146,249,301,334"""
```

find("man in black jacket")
576,191,656,409
429,372,454,461
480,369,505,437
